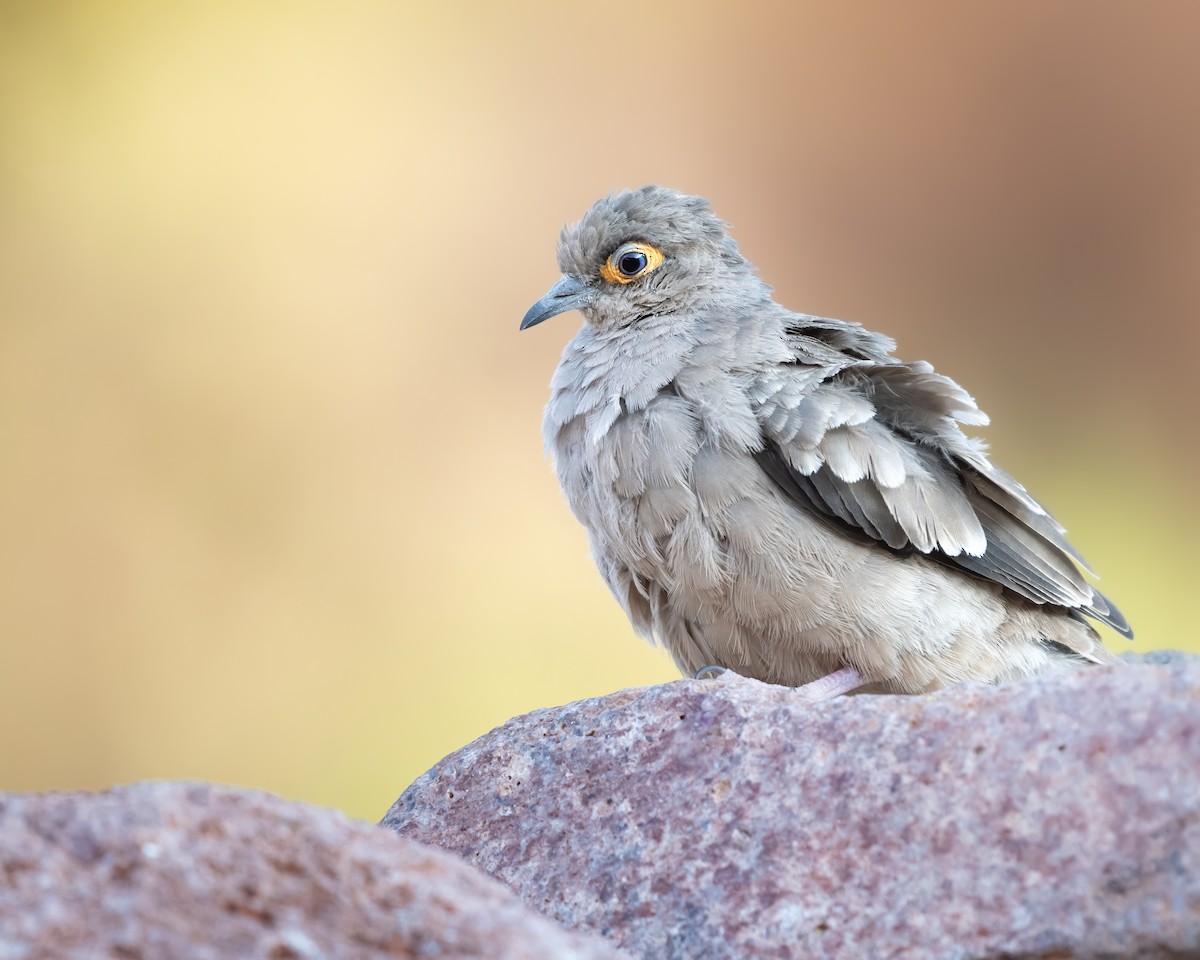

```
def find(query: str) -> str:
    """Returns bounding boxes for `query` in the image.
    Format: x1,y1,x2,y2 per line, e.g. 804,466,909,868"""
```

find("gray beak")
520,275,596,330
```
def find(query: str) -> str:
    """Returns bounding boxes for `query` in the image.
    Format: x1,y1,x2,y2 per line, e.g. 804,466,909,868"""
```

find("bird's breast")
548,382,702,549
546,358,770,585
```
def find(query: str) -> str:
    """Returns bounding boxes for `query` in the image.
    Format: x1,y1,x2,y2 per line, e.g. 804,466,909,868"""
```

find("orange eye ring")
600,242,664,284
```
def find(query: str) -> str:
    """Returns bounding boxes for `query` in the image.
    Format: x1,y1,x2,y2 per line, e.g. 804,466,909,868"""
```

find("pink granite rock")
0,781,628,959
383,653,1200,959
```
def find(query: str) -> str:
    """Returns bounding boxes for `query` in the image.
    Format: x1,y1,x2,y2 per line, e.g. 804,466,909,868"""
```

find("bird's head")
520,186,754,332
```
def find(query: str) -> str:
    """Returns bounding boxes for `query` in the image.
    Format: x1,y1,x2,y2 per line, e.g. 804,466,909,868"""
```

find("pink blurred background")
1,1,1195,819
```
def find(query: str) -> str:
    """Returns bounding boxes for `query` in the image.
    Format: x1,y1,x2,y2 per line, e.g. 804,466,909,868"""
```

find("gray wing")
751,317,1132,638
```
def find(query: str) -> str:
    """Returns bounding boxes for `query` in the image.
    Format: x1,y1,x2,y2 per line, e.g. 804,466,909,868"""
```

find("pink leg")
792,667,864,701
695,664,865,700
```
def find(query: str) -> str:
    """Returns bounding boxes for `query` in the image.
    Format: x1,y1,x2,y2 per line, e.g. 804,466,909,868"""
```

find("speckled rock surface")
383,653,1200,960
0,781,628,960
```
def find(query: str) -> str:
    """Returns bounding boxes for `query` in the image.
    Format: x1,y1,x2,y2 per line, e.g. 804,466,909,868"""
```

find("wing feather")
752,316,1133,639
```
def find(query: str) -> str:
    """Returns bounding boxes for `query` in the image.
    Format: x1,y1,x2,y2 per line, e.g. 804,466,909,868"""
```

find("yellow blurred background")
1,1,1196,820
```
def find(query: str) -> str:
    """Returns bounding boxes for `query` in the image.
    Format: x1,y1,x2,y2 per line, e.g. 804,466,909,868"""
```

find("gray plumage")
521,186,1131,694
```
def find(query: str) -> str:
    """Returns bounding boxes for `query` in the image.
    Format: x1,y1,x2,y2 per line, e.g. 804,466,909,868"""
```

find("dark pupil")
618,251,647,276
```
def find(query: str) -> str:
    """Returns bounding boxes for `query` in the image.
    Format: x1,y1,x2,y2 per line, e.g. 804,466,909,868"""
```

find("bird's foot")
792,666,864,702
694,664,863,701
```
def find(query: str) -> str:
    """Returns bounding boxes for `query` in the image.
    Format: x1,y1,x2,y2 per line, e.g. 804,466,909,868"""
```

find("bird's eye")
618,251,647,276
600,242,664,285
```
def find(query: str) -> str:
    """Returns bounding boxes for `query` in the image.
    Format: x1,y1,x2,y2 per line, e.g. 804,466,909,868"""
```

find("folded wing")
751,317,1131,638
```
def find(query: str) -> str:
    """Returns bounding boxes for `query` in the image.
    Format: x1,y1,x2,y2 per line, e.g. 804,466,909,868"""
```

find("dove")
521,186,1130,696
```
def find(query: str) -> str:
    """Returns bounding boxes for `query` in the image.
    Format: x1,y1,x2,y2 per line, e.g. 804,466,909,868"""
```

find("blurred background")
1,1,1196,821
